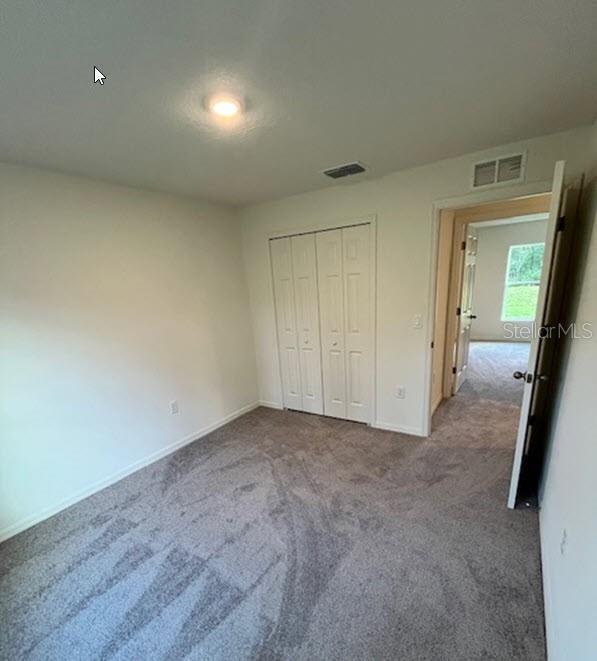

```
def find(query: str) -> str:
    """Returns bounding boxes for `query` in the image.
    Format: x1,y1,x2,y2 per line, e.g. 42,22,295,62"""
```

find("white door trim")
266,213,377,241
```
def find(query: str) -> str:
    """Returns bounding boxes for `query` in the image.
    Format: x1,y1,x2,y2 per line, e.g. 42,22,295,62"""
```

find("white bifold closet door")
270,234,323,414
271,224,371,421
316,224,372,423
316,229,347,418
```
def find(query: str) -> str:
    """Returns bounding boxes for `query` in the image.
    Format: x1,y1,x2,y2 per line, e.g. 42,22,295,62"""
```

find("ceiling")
1,1,596,206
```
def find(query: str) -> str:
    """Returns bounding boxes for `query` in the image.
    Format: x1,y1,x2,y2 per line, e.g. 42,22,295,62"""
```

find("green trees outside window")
501,243,545,321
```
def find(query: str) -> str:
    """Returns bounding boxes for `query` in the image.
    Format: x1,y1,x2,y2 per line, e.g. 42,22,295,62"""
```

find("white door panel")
343,225,372,423
455,226,477,391
316,229,347,418
329,350,344,403
270,238,302,410
280,279,295,332
347,351,363,404
283,347,301,398
291,234,323,414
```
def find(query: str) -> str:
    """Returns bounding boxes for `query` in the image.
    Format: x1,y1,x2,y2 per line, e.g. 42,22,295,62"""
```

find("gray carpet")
0,343,544,660
460,341,530,405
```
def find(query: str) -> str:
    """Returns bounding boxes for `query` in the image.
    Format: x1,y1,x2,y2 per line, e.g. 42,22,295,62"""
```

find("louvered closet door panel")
342,225,372,423
270,238,302,411
316,229,347,418
291,234,323,414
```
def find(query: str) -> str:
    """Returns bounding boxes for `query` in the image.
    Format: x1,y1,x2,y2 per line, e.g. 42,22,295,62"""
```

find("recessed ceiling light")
208,95,242,118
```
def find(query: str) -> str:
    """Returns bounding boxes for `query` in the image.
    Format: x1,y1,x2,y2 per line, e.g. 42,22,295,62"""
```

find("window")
501,243,545,321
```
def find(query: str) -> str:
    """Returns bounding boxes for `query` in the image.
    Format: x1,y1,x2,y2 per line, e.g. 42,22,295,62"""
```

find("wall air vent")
323,162,366,179
472,152,526,189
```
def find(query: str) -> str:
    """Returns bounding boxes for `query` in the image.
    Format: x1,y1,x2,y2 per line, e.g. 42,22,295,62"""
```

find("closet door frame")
267,215,377,424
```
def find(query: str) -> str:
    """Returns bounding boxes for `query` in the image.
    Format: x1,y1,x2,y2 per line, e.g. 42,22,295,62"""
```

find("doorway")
431,193,552,411
429,161,582,508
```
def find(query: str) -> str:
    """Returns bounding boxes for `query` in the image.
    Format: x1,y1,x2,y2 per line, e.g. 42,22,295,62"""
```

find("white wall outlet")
413,314,423,329
169,400,179,415
395,386,406,399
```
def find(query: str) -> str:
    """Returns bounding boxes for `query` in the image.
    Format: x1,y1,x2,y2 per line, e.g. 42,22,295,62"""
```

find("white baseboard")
373,420,425,437
0,401,260,544
538,512,556,661
258,400,284,410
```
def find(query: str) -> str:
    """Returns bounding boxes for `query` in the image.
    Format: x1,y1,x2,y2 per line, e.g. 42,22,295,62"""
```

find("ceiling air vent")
472,152,525,189
323,162,366,179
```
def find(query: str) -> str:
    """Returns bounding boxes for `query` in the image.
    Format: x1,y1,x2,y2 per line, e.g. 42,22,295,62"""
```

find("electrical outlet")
395,386,406,399
169,400,179,415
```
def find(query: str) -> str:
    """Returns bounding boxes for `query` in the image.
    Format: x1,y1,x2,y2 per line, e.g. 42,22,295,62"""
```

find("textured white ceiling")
1,1,596,206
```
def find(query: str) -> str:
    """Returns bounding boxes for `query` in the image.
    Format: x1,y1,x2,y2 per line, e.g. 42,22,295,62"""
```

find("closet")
270,223,372,423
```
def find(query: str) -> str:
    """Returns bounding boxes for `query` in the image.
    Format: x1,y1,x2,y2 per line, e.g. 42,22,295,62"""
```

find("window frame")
500,241,545,322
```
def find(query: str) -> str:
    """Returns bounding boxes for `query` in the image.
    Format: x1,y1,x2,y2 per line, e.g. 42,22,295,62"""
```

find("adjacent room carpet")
461,341,530,405
0,342,544,660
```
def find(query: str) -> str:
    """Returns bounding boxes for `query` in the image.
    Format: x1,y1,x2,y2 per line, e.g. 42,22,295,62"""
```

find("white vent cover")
472,152,525,189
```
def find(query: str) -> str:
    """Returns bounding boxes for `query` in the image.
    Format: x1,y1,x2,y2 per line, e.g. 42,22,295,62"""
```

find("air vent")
472,152,525,189
323,162,366,179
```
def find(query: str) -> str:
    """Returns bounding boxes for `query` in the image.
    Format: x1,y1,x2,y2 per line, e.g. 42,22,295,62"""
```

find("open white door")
507,161,579,508
454,226,478,391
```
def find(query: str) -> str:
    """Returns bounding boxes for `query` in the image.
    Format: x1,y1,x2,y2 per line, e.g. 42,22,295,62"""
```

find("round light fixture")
208,95,242,118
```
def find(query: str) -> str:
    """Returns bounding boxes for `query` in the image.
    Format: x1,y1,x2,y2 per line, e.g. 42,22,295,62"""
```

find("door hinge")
456,307,461,316
452,366,457,374
556,216,565,232
461,240,466,250
431,341,434,349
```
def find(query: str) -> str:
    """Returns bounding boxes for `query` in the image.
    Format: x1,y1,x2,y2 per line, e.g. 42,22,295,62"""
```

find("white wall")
241,127,592,435
0,163,258,539
539,120,597,661
471,219,548,341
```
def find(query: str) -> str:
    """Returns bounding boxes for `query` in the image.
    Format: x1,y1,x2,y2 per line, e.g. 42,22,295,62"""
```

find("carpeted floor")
0,342,544,660
460,341,530,405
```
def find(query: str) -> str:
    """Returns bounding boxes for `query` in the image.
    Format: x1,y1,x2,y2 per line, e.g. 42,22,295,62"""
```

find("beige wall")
0,163,258,539
241,127,592,435
471,219,548,341
539,120,597,661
